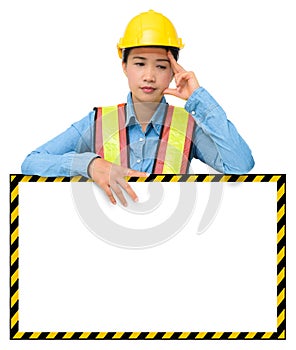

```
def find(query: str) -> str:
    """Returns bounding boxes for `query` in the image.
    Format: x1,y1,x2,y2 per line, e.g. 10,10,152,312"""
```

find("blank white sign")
18,181,277,332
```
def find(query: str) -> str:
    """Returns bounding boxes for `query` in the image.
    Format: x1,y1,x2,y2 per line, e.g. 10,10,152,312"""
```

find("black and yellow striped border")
10,174,286,340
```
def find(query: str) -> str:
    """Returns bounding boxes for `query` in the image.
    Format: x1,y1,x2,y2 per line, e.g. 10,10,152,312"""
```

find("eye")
134,62,145,67
157,65,167,70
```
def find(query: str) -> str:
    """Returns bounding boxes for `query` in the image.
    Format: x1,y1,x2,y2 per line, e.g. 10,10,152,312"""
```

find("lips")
141,86,156,93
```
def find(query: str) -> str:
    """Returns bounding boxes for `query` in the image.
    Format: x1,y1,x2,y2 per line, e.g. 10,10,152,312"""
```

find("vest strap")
154,106,195,173
94,104,128,167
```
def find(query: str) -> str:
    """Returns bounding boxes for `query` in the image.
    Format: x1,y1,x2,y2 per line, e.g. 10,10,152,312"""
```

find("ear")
122,62,128,77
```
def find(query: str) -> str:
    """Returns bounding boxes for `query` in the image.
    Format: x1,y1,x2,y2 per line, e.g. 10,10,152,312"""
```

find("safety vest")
94,104,195,173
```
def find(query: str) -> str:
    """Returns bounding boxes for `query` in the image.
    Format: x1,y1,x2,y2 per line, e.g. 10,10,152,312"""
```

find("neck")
133,101,159,123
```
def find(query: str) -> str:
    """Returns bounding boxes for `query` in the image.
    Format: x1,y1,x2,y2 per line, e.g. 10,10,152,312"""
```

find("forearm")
186,87,255,174
21,111,98,178
21,151,98,178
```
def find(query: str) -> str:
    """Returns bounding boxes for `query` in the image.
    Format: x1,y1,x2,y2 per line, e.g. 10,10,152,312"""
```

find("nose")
143,66,156,83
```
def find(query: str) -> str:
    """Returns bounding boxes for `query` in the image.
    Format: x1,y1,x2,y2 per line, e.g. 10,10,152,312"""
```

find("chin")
141,93,163,103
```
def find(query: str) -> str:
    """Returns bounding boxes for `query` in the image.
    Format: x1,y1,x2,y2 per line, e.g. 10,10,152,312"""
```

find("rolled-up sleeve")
185,87,255,174
21,111,98,178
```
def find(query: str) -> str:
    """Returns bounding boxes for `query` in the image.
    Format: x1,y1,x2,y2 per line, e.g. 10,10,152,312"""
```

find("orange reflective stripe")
155,106,194,174
118,104,128,168
162,107,189,173
94,107,104,158
153,106,174,173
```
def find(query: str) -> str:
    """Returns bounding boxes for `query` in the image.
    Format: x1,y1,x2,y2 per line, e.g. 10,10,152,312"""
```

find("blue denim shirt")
21,87,254,177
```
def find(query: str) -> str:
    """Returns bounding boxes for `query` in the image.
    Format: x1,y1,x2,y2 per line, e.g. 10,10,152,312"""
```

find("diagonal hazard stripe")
20,175,32,182
277,246,285,265
11,290,18,308
220,175,232,182
11,227,18,246
195,332,208,339
277,183,285,201
112,332,124,339
277,226,285,244
262,332,273,339
11,310,19,328
253,175,265,182
236,175,248,182
277,205,285,223
11,269,18,287
153,175,165,182
63,332,75,339
30,332,42,339
37,177,48,182
46,332,59,339
96,332,108,339
169,175,183,182
178,332,191,339
146,332,158,339
186,175,198,182
162,332,174,339
53,177,65,182
79,332,92,339
11,207,18,225
129,332,141,339
271,175,281,182
277,288,285,306
277,267,285,286
202,175,215,182
13,331,25,339
277,309,285,327
229,332,241,339
11,247,18,266
212,332,224,339
11,186,18,203
279,330,285,339
245,332,257,339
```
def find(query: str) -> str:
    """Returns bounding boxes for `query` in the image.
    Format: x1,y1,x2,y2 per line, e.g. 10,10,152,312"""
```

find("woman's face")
122,47,173,104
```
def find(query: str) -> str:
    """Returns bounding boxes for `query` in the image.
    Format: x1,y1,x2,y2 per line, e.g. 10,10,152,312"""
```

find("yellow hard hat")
117,10,184,59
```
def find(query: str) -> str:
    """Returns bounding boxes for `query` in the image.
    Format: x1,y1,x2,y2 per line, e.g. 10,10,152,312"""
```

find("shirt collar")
125,92,168,135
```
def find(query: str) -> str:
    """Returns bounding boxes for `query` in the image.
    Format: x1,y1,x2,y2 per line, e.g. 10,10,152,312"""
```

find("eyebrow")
132,56,170,63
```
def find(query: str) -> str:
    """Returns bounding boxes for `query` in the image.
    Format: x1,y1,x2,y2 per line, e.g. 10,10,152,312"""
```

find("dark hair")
122,46,180,63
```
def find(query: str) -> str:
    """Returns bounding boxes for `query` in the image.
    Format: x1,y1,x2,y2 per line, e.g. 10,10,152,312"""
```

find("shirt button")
191,110,196,115
139,137,144,142
136,159,141,163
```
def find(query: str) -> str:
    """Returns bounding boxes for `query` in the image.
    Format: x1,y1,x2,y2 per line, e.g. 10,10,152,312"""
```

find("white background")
0,0,295,349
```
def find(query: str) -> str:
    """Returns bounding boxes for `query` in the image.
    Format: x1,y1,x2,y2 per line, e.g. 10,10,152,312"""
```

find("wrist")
87,156,100,178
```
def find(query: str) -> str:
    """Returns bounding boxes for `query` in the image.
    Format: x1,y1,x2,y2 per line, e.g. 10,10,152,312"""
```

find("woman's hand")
164,51,200,100
88,158,149,206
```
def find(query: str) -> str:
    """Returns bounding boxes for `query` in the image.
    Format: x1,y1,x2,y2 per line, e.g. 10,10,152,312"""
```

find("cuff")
70,152,100,178
185,87,221,122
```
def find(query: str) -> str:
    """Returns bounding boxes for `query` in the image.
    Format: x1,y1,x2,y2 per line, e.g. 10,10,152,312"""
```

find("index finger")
126,169,150,178
167,50,185,74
